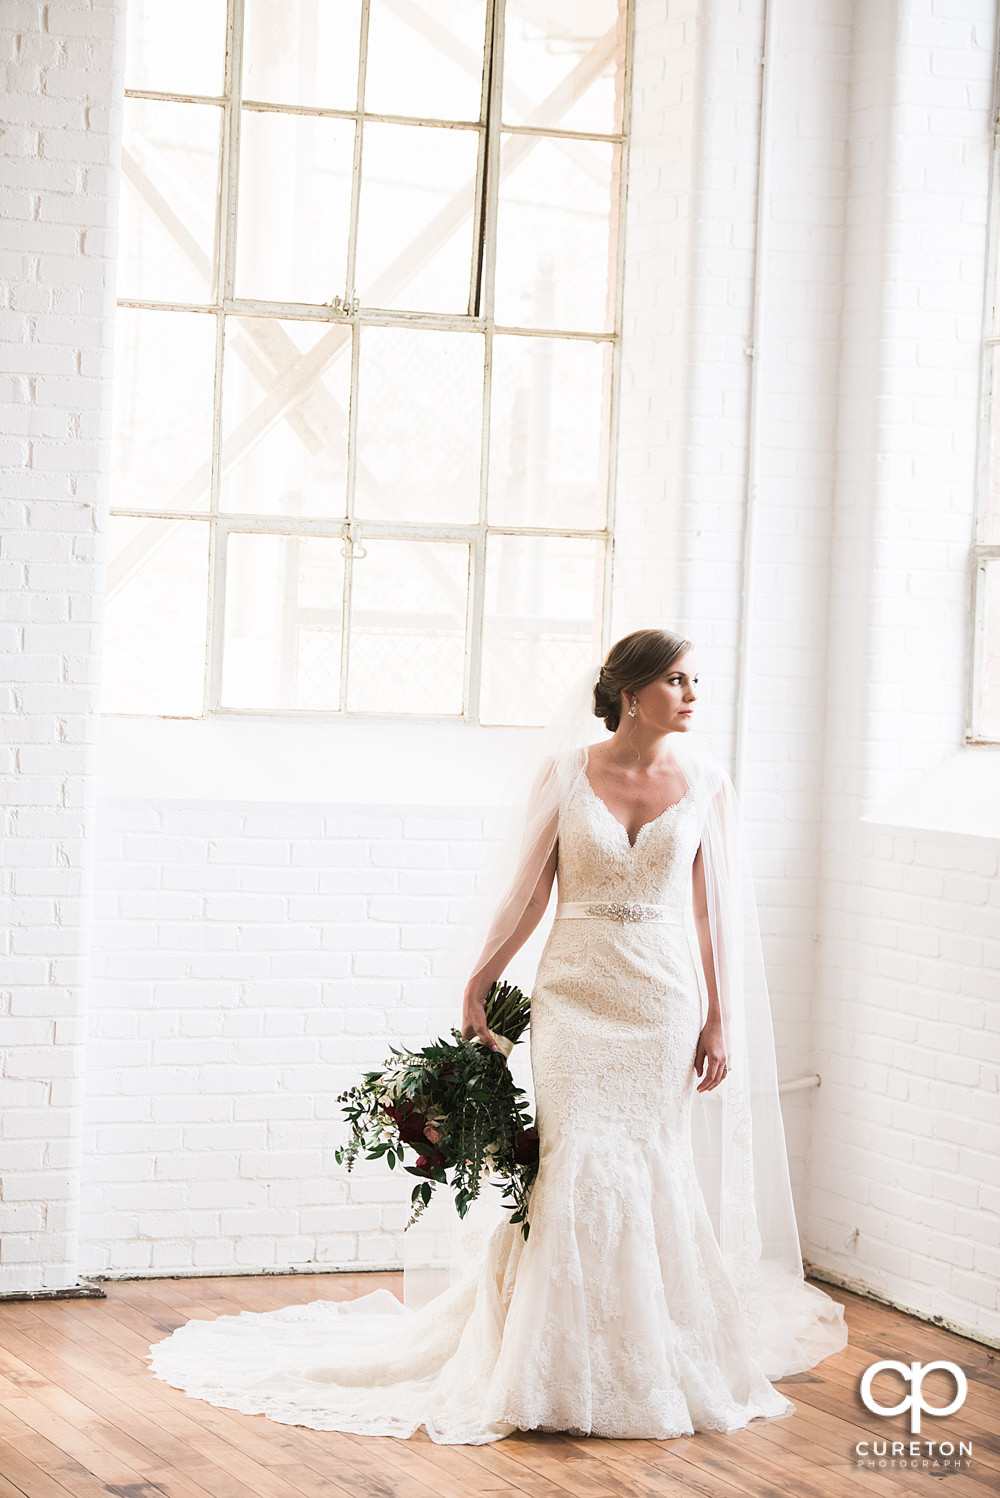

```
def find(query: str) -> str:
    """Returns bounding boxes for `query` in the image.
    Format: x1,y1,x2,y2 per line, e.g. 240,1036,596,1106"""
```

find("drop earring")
628,697,637,717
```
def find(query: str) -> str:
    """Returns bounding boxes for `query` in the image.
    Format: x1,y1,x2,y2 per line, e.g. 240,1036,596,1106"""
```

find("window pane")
502,1,626,136
243,0,362,110
119,99,222,303
355,122,479,313
355,327,483,524
347,540,469,715
125,0,227,97
980,561,1000,740
221,533,345,710
235,112,354,304
481,535,604,725
112,309,216,513
984,348,1000,543
365,0,487,122
220,318,350,518
495,135,619,333
101,518,209,716
489,335,611,528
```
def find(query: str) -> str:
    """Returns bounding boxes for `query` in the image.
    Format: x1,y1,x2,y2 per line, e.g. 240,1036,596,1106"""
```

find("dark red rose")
514,1128,539,1166
388,1100,429,1145
413,1149,446,1176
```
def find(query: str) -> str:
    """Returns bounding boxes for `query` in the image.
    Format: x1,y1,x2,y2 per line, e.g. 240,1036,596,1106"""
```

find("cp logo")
860,1360,967,1434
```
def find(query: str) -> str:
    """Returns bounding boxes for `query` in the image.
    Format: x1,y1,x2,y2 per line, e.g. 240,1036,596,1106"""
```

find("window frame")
110,0,634,726
969,35,1000,744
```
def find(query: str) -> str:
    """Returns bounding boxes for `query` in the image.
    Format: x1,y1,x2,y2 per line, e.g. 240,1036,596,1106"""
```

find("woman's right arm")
461,839,558,1050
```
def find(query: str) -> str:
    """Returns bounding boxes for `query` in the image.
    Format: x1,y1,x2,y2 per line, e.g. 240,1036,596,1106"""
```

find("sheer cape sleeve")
672,733,848,1375
464,746,585,995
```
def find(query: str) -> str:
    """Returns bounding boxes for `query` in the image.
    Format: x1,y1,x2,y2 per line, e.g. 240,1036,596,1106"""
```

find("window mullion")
466,526,487,721
466,2,500,719
220,0,245,304
601,0,635,658
206,0,244,715
480,0,505,328
470,0,497,319
125,87,224,106
340,321,364,713
345,0,371,305
207,515,231,712
204,310,226,714
467,322,492,720
337,0,372,714
968,554,988,742
467,0,506,722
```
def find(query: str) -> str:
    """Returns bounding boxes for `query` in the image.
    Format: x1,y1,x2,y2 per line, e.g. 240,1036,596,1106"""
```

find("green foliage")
334,979,539,1240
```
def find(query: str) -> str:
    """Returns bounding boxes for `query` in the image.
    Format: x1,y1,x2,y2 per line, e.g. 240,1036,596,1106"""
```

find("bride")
148,628,848,1444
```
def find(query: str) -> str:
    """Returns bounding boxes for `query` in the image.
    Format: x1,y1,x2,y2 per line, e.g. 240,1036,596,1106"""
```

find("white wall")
84,795,487,1274
812,0,1000,1343
81,718,548,1277
0,0,121,1293
3,0,998,1346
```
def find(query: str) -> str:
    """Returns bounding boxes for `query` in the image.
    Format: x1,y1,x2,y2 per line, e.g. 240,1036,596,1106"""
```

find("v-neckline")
581,754,691,851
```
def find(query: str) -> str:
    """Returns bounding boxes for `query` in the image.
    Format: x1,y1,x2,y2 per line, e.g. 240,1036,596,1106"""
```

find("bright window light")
106,0,630,725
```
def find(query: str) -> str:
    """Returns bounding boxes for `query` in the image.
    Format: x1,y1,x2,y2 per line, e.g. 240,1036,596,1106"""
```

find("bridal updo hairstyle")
593,628,693,732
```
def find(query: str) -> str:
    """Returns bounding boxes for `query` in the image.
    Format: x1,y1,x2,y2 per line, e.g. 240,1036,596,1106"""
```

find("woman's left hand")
694,1019,728,1092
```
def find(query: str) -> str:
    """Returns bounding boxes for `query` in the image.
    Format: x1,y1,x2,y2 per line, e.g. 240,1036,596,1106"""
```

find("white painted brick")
351,953,431,979
370,841,449,869
300,855,387,890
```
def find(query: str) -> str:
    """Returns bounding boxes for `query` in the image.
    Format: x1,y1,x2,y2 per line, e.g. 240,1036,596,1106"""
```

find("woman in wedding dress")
148,628,848,1444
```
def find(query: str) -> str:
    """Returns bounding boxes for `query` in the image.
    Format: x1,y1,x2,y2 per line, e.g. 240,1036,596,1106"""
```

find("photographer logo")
860,1359,966,1433
854,1359,973,1471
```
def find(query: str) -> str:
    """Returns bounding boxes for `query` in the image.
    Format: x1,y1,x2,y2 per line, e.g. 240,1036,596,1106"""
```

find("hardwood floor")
0,1274,995,1498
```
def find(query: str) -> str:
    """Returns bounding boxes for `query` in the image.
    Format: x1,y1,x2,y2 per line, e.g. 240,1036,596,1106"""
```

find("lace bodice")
555,766,704,906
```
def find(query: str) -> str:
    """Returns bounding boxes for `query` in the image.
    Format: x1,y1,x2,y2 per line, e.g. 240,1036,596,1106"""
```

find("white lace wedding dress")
148,766,843,1443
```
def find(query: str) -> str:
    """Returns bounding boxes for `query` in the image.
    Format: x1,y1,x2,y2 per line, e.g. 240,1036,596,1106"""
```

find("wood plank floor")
0,1274,995,1498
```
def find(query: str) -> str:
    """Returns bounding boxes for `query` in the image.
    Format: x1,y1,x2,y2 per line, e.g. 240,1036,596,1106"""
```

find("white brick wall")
80,798,526,1275
0,0,123,1292
812,826,999,1340
812,0,999,1342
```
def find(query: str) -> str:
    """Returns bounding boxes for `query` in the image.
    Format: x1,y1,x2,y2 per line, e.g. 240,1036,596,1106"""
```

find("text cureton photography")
854,1357,976,1471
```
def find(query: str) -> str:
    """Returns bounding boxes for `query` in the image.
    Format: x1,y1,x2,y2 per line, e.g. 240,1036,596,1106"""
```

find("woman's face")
630,653,698,732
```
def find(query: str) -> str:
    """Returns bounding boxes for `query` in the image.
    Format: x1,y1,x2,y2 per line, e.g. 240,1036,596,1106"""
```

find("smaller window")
972,65,1000,742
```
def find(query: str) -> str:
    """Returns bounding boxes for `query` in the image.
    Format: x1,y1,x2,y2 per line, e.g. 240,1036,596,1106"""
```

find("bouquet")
334,980,540,1240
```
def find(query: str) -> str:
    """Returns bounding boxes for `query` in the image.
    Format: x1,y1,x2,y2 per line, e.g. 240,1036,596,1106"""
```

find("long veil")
404,663,847,1380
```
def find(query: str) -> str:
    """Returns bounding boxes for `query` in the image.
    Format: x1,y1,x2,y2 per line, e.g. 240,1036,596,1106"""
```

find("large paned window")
972,52,1000,742
105,0,631,726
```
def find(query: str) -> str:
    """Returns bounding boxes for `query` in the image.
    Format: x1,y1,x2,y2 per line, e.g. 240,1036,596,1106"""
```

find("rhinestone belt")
554,900,686,924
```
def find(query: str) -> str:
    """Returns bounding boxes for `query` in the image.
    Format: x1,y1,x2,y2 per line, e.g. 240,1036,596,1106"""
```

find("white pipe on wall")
733,0,774,799
778,1073,822,1094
